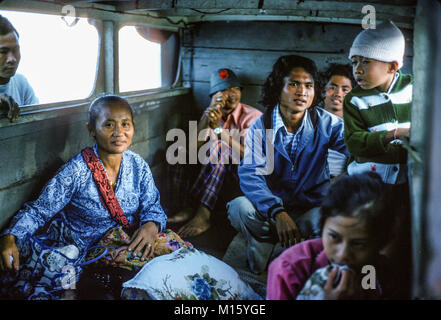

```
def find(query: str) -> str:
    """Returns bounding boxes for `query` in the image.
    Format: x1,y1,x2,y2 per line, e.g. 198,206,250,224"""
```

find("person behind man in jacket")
318,63,355,178
168,68,262,238
0,15,38,122
227,55,349,274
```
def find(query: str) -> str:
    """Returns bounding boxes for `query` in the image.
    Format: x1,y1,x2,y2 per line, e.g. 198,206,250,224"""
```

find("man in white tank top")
0,15,38,122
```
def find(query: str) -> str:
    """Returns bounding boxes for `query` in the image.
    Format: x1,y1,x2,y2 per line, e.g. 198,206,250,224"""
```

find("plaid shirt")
190,140,236,211
272,104,308,163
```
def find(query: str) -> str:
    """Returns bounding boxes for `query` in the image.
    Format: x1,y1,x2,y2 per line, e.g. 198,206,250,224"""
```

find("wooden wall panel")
184,21,414,55
183,21,414,111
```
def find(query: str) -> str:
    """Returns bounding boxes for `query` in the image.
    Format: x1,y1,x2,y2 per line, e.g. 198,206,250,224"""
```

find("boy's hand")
384,127,410,144
396,127,410,139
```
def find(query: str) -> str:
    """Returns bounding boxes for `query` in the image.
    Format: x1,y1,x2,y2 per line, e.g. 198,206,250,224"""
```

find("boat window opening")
118,25,161,93
0,10,99,105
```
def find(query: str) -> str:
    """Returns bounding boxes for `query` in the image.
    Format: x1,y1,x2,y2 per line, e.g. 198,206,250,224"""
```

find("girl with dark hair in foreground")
267,172,398,300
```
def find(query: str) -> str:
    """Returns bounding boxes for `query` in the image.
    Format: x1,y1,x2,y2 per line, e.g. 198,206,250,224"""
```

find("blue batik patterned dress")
0,144,167,299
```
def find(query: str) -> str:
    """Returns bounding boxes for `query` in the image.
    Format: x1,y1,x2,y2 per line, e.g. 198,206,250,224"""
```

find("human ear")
389,61,399,73
86,123,95,137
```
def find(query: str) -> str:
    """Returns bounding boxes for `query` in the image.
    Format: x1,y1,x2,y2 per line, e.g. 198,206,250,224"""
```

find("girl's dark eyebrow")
329,227,369,240
327,227,340,235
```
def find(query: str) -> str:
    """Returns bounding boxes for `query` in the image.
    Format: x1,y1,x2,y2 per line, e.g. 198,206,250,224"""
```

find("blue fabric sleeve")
137,161,167,232
238,121,284,219
329,115,350,157
0,160,79,240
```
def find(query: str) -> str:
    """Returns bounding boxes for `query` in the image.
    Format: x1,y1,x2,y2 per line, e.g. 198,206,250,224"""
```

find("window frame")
117,23,166,94
0,6,185,128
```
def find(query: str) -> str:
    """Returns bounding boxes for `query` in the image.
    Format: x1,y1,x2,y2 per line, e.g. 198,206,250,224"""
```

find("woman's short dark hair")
319,172,395,249
0,15,19,37
88,94,134,129
260,55,321,110
320,63,355,91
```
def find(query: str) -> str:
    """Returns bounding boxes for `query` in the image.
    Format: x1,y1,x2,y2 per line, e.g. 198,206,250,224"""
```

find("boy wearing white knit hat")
343,20,412,185
343,20,413,299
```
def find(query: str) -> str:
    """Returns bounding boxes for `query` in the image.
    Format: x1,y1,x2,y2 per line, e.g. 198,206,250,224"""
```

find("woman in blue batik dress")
0,95,167,299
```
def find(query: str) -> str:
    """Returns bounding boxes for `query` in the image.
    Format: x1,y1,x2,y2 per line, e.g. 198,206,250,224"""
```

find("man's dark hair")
88,94,134,129
0,15,19,37
260,55,321,110
320,63,355,91
319,172,395,250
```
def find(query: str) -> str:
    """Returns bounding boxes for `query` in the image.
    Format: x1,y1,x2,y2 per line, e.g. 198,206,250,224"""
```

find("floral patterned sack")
86,226,193,272
121,247,262,300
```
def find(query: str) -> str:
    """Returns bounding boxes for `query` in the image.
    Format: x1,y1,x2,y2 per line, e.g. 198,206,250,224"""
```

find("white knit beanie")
349,20,405,69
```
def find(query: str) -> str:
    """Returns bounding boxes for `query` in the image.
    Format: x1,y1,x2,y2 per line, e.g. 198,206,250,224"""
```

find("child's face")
351,56,396,92
322,215,377,272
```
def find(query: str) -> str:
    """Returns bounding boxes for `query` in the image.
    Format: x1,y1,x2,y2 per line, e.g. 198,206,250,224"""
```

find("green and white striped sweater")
343,70,412,184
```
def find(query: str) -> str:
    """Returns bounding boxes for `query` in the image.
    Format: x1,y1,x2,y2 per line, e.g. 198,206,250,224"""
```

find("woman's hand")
0,234,20,271
323,267,360,300
127,222,158,261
